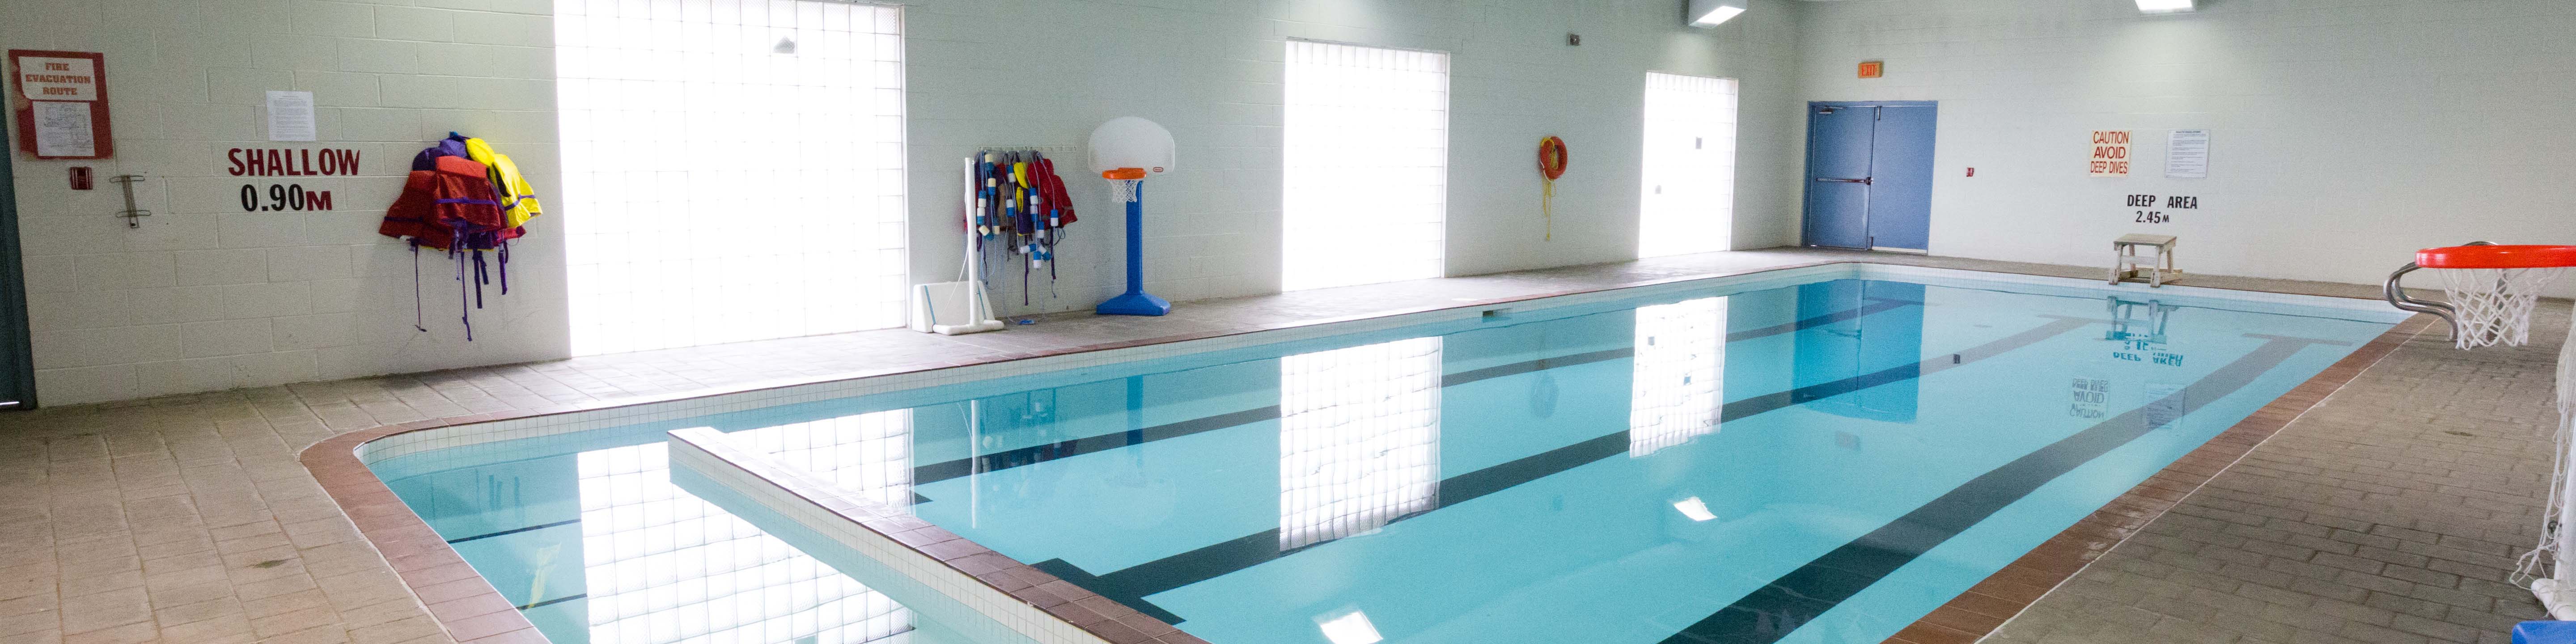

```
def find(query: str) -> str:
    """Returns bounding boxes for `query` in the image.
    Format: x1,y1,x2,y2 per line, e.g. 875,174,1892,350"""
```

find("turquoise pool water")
370,275,2402,644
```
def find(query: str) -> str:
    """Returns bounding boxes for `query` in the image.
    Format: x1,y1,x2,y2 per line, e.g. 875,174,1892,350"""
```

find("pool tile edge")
1882,312,2443,644
298,424,545,644
665,427,1204,644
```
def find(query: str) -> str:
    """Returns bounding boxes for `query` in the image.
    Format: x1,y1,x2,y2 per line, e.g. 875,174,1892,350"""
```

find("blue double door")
1802,102,1936,251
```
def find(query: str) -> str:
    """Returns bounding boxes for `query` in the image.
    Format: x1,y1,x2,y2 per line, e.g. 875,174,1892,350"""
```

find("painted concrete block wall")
904,0,1808,316
1787,0,2576,294
2,0,567,406
7,0,1799,406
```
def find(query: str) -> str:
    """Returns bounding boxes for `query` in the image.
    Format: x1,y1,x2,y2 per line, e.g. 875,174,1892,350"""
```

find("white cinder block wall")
5,0,1803,406
907,0,1806,315
2,0,568,406
1787,0,2576,295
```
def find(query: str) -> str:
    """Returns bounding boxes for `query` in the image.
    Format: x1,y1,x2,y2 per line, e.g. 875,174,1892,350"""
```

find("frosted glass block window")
557,0,908,355
737,409,915,509
1279,337,1442,550
1630,297,1727,457
1638,72,1738,258
575,442,910,644
1282,40,1449,291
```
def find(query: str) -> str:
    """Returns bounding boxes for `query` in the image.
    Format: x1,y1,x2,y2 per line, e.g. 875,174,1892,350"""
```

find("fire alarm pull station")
69,166,92,189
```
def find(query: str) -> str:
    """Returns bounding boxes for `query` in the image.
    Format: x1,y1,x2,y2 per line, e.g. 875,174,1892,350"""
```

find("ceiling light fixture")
2135,0,2194,14
1687,0,1750,27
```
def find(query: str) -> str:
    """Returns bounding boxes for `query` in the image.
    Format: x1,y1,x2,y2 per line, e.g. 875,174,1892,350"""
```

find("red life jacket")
379,155,506,250
378,147,517,339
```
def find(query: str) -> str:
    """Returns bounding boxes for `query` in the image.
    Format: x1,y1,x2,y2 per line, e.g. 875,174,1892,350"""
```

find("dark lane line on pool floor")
1658,333,2343,644
444,518,580,545
910,297,1925,489
1032,315,2097,625
418,299,1933,559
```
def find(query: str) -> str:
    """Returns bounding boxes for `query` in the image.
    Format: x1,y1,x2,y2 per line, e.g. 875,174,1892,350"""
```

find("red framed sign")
9,50,113,160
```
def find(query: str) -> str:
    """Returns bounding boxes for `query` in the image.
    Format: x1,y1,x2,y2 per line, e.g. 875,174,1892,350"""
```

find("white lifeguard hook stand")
1091,117,1175,316
910,157,1006,335
2384,244,2576,617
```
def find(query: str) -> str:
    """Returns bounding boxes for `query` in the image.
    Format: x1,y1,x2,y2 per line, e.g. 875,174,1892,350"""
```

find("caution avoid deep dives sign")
2089,130,2131,177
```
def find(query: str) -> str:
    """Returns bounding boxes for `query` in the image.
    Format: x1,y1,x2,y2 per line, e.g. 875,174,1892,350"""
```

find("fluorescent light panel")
1687,0,1749,26
2135,0,2195,13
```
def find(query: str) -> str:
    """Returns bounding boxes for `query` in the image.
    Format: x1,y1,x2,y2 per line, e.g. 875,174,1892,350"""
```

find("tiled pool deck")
0,247,2555,644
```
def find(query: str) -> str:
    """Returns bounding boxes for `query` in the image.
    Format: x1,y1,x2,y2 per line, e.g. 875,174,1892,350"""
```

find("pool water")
371,275,2402,644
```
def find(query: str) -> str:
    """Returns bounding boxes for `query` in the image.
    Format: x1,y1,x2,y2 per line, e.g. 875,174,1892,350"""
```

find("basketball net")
2518,307,2576,617
1110,178,1143,203
2400,245,2576,615
2435,267,2565,349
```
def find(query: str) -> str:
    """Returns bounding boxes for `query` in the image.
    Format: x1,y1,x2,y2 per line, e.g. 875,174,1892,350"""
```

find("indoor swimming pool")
365,270,2410,644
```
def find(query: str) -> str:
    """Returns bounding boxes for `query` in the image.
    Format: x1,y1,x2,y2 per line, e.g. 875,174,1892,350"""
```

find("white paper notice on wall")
2165,129,2209,178
31,101,95,157
2089,131,2131,177
264,90,316,142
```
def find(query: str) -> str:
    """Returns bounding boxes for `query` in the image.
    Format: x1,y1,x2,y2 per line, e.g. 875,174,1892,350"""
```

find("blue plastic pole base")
1096,290,1170,316
1096,183,1169,316
2516,621,2576,644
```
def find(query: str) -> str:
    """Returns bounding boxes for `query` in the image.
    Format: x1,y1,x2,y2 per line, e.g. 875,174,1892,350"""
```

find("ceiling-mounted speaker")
1687,0,1750,26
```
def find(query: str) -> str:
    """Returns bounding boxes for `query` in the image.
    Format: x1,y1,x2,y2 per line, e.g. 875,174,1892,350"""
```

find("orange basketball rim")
2415,244,2576,269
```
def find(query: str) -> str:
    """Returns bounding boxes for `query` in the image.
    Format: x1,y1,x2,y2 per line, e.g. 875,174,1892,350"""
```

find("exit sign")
1858,60,1884,78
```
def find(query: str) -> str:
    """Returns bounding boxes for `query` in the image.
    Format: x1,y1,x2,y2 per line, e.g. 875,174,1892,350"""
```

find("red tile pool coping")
294,261,2426,644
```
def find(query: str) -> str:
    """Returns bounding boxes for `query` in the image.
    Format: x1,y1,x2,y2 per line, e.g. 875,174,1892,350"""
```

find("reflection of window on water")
1631,297,1728,457
1280,338,1443,550
737,410,916,509
576,442,911,644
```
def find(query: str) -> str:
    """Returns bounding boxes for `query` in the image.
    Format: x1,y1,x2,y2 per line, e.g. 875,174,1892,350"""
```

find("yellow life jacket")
460,136,542,229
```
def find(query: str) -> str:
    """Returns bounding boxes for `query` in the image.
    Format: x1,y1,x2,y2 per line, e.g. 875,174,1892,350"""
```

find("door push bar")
1815,177,1873,185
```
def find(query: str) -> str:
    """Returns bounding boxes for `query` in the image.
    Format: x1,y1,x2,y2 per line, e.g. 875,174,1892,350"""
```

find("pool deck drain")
0,247,2554,644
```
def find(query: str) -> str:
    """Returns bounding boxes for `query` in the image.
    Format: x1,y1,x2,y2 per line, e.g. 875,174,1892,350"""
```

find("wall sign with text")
2089,130,2130,176
8,49,112,159
2124,193,2199,224
225,147,358,212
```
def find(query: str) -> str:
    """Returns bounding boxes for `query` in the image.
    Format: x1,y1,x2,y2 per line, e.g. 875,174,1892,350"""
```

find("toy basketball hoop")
2388,244,2576,349
1089,117,1176,316
1091,117,1174,204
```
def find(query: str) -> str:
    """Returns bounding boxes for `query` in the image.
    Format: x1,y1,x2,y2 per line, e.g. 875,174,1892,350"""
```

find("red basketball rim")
2416,245,2576,269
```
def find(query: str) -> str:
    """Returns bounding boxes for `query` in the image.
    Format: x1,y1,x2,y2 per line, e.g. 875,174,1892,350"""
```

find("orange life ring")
1538,136,1568,179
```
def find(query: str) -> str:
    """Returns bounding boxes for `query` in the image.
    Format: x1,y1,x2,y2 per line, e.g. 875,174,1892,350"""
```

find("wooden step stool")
2111,234,2180,287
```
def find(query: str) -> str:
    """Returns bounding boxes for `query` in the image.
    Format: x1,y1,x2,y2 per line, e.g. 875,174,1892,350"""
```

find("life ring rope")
1538,136,1568,241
